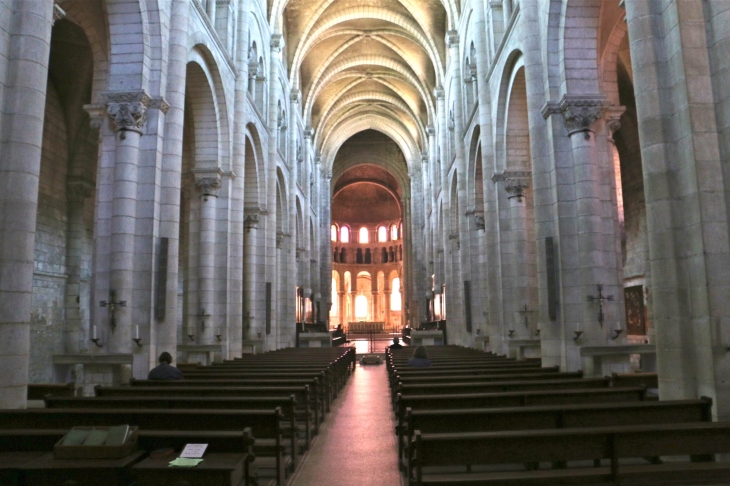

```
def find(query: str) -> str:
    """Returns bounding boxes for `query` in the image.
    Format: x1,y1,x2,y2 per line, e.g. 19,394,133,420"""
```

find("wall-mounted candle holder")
132,338,143,348
612,329,623,340
573,331,584,340
508,329,515,338
90,337,103,348
187,333,195,342
215,328,222,342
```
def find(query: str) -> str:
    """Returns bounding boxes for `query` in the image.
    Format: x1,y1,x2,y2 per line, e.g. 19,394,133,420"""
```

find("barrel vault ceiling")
276,0,455,165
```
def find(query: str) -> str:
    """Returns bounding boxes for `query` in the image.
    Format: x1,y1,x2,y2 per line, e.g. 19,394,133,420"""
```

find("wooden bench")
409,421,730,486
0,428,260,486
44,394,308,458
131,376,330,416
395,377,611,408
96,384,319,437
395,386,649,452
612,372,658,389
388,363,555,389
0,408,288,486
401,398,713,472
26,383,75,400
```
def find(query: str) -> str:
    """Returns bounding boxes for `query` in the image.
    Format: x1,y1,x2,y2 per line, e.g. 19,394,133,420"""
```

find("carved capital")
304,127,315,139
271,34,284,53
149,97,171,114
474,213,486,231
290,89,300,104
244,212,260,230
558,95,608,136
195,177,221,198
103,91,151,135
434,86,445,100
446,30,460,48
426,125,436,136
67,178,94,203
605,106,626,141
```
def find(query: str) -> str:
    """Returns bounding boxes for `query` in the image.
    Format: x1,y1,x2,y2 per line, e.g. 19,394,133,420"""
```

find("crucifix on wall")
517,304,535,328
587,284,614,326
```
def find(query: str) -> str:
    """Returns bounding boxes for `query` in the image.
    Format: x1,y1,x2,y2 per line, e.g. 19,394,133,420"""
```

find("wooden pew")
409,422,730,486
395,386,649,453
44,394,308,458
27,383,75,400
394,377,611,409
388,364,557,389
401,398,713,472
131,376,331,415
96,384,320,436
612,372,658,389
0,428,259,486
0,408,288,486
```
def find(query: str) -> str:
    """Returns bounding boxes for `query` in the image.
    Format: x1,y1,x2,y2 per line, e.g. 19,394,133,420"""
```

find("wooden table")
0,452,45,486
21,451,145,486
132,453,247,486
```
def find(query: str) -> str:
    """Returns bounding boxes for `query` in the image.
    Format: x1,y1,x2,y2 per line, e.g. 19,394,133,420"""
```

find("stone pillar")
194,171,222,345
337,291,345,326
64,179,94,353
350,290,357,323
157,0,190,365
104,91,151,354
243,211,260,340
206,0,216,25
0,0,53,408
384,283,392,329
542,95,625,367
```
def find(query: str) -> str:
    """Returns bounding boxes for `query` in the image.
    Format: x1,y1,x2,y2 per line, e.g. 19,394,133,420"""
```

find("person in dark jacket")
148,352,184,380
407,345,432,367
389,337,403,350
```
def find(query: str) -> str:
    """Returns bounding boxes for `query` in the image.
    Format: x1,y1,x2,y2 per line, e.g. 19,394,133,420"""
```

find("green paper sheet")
169,457,204,467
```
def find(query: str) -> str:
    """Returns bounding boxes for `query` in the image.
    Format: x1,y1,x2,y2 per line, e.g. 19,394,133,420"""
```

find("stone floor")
287,361,404,486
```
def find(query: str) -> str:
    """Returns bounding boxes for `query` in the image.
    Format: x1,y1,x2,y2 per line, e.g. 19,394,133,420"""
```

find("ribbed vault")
281,0,449,169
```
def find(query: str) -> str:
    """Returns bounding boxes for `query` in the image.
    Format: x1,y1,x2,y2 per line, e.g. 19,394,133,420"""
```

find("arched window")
382,248,388,263
389,247,395,262
355,295,369,319
391,224,398,241
399,245,403,261
333,248,338,262
378,226,388,242
391,278,402,311
359,227,369,243
365,249,372,264
340,226,350,243
356,248,363,264
340,248,346,263
331,225,338,242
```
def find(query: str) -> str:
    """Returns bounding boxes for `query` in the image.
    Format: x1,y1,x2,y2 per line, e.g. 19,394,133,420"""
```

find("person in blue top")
407,345,432,367
148,352,184,380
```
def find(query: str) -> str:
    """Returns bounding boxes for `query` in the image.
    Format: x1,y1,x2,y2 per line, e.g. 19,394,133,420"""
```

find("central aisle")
288,361,403,486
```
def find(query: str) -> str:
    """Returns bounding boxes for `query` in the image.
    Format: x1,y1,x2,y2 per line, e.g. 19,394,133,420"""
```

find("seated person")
148,352,184,380
408,345,432,367
389,337,404,350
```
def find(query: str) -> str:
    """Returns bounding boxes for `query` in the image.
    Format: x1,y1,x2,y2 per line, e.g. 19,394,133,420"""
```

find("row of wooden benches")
2,346,356,486
385,345,730,486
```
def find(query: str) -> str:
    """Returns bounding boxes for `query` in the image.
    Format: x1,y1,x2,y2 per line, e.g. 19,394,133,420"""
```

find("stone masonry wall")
30,82,67,382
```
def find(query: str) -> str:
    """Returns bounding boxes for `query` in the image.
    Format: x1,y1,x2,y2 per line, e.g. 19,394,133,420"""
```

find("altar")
348,321,385,333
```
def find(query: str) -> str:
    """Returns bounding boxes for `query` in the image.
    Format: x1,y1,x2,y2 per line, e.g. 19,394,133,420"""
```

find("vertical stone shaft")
196,177,221,345
243,213,259,338
0,0,53,409
158,0,191,361
109,126,143,353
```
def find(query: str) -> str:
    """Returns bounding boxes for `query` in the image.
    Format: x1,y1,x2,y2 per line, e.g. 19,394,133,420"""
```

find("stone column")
337,290,345,326
350,290,357,323
384,283,392,329
206,0,216,25
64,179,94,353
0,0,53,408
104,91,151,354
542,96,625,363
243,210,260,340
194,171,222,345
157,0,190,364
